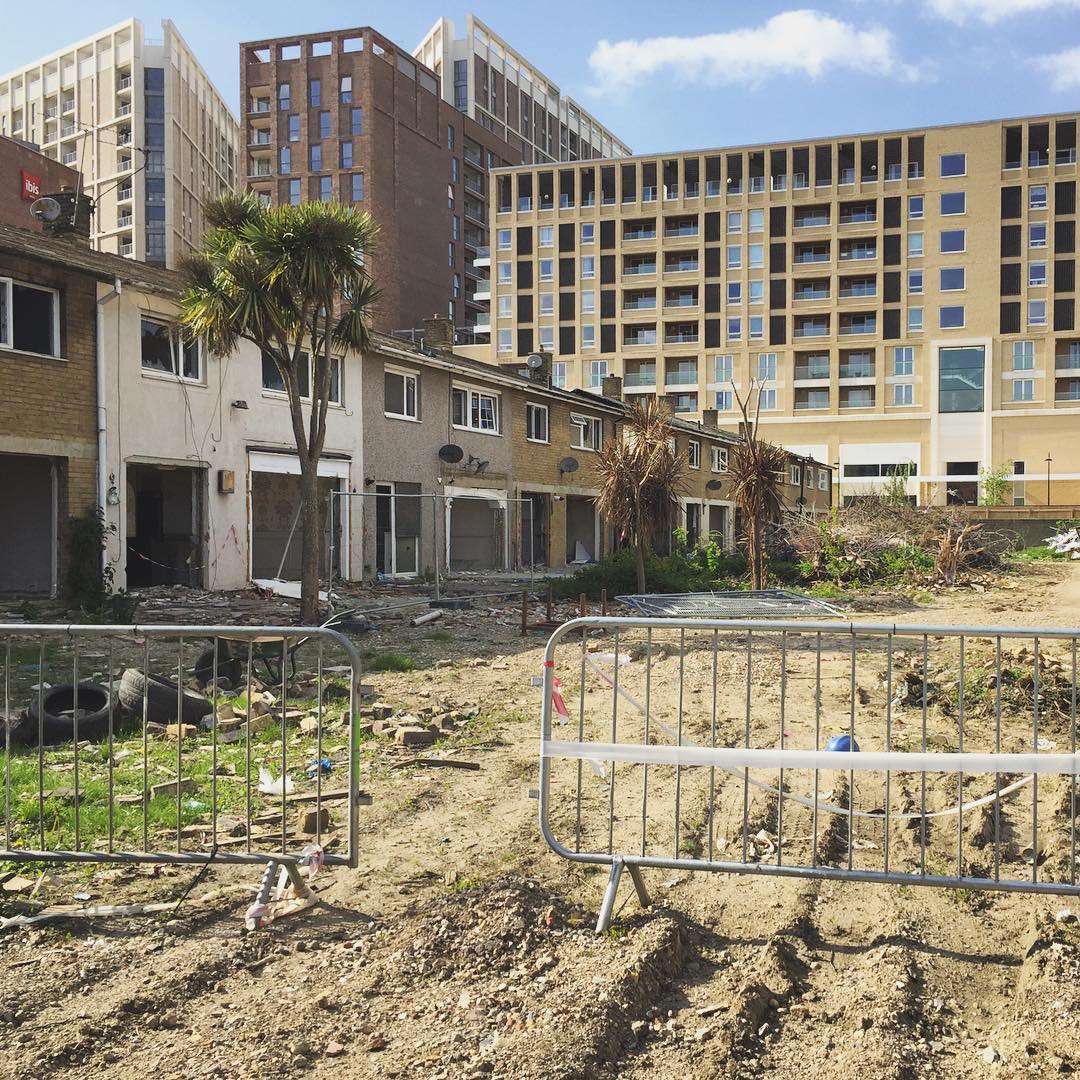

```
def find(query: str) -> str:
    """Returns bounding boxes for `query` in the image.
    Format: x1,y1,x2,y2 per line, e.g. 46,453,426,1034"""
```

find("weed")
446,876,481,893
424,630,454,643
362,650,416,673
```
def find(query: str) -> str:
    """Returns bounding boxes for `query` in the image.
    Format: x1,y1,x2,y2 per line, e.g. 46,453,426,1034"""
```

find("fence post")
521,589,529,637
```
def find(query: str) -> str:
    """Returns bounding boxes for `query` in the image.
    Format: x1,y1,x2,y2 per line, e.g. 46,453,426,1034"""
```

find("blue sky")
3,1,1080,153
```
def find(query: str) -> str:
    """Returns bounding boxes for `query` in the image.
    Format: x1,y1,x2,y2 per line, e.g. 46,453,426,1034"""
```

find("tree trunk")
299,460,322,625
635,536,647,593
749,512,764,590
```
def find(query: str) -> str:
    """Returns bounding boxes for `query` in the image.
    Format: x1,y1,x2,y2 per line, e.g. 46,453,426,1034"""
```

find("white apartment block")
414,13,630,166
0,19,238,267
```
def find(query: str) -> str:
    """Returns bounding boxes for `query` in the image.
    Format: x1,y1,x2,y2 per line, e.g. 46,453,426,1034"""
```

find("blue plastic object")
825,734,860,752
306,758,334,779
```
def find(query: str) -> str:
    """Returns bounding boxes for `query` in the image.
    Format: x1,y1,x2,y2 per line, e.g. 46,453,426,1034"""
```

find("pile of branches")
785,498,1011,586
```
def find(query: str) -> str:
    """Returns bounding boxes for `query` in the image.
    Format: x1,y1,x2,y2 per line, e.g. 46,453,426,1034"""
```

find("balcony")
61,100,75,115
794,246,830,265
685,183,700,198
44,105,58,120
117,103,132,117
839,205,876,225
706,180,722,196
840,388,875,409
749,177,765,193
794,209,829,228
839,353,875,379
119,241,133,256
909,164,924,179
794,318,830,339
473,246,490,267
663,185,679,200
641,186,657,202
62,151,77,165
249,100,271,115
665,364,698,384
623,294,657,311
1057,148,1078,165
1057,378,1080,401
795,390,830,410
249,163,272,178
793,173,809,190
839,279,877,298
117,213,133,228
472,284,491,302
624,367,657,388
728,180,743,195
664,294,697,309
463,231,483,250
885,163,903,181
664,328,699,346
664,223,699,239
624,328,658,347
61,124,76,139
624,227,656,241
464,175,486,197
118,158,132,173
624,260,657,276
839,243,876,262
839,167,856,185
463,148,482,167
672,394,698,414
794,359,830,381
1030,150,1049,168
117,186,133,202
839,315,877,336
472,318,491,335
663,256,699,274
794,281,829,301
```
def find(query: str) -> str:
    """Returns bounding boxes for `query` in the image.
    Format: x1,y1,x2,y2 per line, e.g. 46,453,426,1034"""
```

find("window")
581,290,595,314
341,141,353,169
384,367,419,420
1028,299,1047,326
0,279,56,361
727,317,742,341
893,382,913,406
589,359,607,386
749,244,764,269
940,153,966,177
748,280,764,304
539,225,553,248
726,244,742,269
288,179,301,205
310,144,322,170
277,82,290,110
688,440,701,468
749,209,764,233
581,256,596,279
757,353,777,381
538,293,554,317
318,111,330,139
526,402,549,442
727,210,742,233
939,305,965,329
139,316,198,380
319,177,332,203
908,195,924,219
938,345,984,412
452,386,500,432
1030,222,1048,248
940,267,965,291
498,328,512,353
727,282,742,304
1012,340,1034,370
261,349,309,397
749,316,764,340
711,446,729,472
1012,378,1034,402
789,464,802,486
539,259,554,282
908,269,924,294
340,75,352,103
497,229,512,251
1029,262,1047,287
538,326,554,350
908,307,924,332
570,412,603,451
498,262,512,284
451,158,459,183
715,390,733,411
309,79,321,106
714,354,733,383
940,191,966,215
581,223,595,244
582,325,596,349
552,361,567,389
759,387,777,409
940,229,966,253
288,115,299,141
893,346,914,375
279,147,291,174
908,233,924,257
350,108,363,135
1030,185,1048,210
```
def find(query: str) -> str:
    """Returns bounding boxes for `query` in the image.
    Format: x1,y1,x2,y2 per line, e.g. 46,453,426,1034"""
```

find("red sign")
20,171,42,201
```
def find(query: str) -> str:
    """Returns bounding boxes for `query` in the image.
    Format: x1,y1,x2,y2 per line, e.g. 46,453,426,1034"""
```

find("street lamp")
1046,453,1053,507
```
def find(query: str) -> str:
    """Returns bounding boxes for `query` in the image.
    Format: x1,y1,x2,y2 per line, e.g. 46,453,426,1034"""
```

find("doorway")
374,482,420,578
0,454,56,595
125,463,204,587
708,504,730,551
684,502,702,548
250,471,340,580
946,462,979,506
448,493,504,571
520,492,548,568
565,495,598,564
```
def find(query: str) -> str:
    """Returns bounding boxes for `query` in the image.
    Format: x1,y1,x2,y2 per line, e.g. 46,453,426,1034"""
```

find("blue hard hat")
825,734,860,752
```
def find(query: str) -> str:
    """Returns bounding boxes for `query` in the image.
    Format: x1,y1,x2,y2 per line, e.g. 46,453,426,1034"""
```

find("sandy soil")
2,562,1080,1079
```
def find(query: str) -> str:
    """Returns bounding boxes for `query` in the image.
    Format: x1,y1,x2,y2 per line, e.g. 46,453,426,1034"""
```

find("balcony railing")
640,186,657,202
62,151,77,165
706,180,722,196
840,209,876,224
840,246,876,261
624,370,657,387
1058,148,1078,165
559,195,573,208
794,250,830,264
61,124,76,138
624,263,657,276
624,229,656,241
1029,150,1049,167
885,164,903,180
664,260,699,273
623,297,657,310
119,241,133,256
665,367,698,383
61,100,75,114
664,226,699,238
840,392,875,408
665,296,697,308
795,286,829,300
840,320,877,336
794,322,829,338
117,75,132,91
772,175,787,191
749,177,765,193
664,334,699,346
909,164,924,179
795,394,830,410
118,103,132,117
728,180,743,195
839,363,875,379
795,212,829,228
117,214,133,228
839,167,856,184
250,101,271,114
685,183,699,198
793,173,808,189
794,365,830,380
663,185,679,200
839,283,877,298
117,187,133,201
625,332,658,346
118,158,133,172
1056,349,1080,370
1057,381,1080,401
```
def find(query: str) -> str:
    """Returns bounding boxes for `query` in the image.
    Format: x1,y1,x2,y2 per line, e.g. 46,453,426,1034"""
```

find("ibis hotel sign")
20,170,41,201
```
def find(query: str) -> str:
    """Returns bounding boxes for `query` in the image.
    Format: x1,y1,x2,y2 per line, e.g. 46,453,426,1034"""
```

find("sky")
2,1,1080,154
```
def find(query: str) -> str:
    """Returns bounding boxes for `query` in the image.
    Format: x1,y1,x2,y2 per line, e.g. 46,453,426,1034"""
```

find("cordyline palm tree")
180,193,378,623
729,383,787,589
596,397,686,593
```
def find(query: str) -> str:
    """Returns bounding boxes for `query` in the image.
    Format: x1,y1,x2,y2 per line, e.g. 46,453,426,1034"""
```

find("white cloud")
926,0,1080,24
587,10,921,95
1037,45,1080,91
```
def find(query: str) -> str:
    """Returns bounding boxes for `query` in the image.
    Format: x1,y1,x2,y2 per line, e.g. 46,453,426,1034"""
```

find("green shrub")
1012,544,1063,562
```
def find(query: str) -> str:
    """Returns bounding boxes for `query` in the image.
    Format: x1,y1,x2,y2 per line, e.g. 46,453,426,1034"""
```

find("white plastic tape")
542,741,1080,777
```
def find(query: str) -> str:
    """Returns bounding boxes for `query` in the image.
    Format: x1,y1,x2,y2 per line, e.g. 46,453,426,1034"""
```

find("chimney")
601,374,623,400
41,188,93,242
700,408,718,430
422,312,455,351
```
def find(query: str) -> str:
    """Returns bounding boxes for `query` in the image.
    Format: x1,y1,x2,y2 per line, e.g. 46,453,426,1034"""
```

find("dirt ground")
3,563,1080,1079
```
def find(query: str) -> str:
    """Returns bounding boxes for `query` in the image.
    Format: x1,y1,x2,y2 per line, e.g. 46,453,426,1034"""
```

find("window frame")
1012,378,1034,403
0,277,62,359
1029,261,1047,287
711,445,729,472
451,383,501,434
939,305,966,330
940,152,967,177
139,314,202,383
570,411,603,452
525,401,550,443
892,382,914,406
383,365,420,421
688,439,701,469
893,346,914,376
1012,340,1035,370
939,229,966,254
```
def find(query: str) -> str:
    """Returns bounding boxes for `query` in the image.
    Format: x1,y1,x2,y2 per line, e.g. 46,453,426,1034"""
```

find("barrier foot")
627,864,652,909
596,859,624,932
244,847,324,931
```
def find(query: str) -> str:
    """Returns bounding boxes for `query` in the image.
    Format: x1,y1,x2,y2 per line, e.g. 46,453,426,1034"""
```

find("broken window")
452,386,500,432
712,446,729,472
526,402,549,443
261,349,310,397
0,278,59,357
688,440,701,469
570,412,603,451
140,316,199,380
384,366,419,419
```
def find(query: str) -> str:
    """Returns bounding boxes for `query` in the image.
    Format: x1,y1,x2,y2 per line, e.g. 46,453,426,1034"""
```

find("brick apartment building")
0,135,81,233
487,110,1080,507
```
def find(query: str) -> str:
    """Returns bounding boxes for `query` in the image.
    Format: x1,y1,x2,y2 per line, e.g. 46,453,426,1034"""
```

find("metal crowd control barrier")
0,624,363,930
539,617,1080,931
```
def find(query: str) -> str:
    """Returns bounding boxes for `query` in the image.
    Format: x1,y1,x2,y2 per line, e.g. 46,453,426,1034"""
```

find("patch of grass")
446,876,481,893
803,581,847,600
361,650,417,673
424,630,454,643
1011,545,1064,562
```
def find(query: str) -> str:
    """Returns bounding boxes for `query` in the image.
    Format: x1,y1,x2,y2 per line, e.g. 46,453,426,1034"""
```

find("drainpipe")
96,278,122,573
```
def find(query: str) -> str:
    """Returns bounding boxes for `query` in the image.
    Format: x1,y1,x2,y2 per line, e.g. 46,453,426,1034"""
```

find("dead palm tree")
596,397,686,593
180,193,378,623
728,383,787,589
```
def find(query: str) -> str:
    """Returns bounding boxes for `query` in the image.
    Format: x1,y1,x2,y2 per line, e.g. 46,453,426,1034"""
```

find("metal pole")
1046,454,1053,507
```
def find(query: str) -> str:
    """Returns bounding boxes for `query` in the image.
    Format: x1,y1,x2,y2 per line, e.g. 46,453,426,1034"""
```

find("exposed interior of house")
125,463,204,587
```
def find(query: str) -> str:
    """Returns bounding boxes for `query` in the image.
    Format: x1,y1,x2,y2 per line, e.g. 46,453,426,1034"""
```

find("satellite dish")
525,353,545,369
30,197,62,223
706,479,724,490
559,456,579,474
437,444,464,464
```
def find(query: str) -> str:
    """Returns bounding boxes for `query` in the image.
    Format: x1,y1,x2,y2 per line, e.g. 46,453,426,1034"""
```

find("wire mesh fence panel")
538,617,1080,929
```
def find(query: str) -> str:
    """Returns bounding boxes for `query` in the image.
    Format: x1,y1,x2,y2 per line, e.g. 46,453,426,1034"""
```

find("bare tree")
728,383,787,589
595,397,686,593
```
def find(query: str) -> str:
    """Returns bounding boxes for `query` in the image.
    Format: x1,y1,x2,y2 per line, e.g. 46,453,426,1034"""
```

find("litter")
258,768,295,796
306,758,334,779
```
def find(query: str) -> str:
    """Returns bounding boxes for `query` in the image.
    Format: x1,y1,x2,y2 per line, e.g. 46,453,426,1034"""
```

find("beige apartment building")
0,19,238,266
488,111,1080,506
